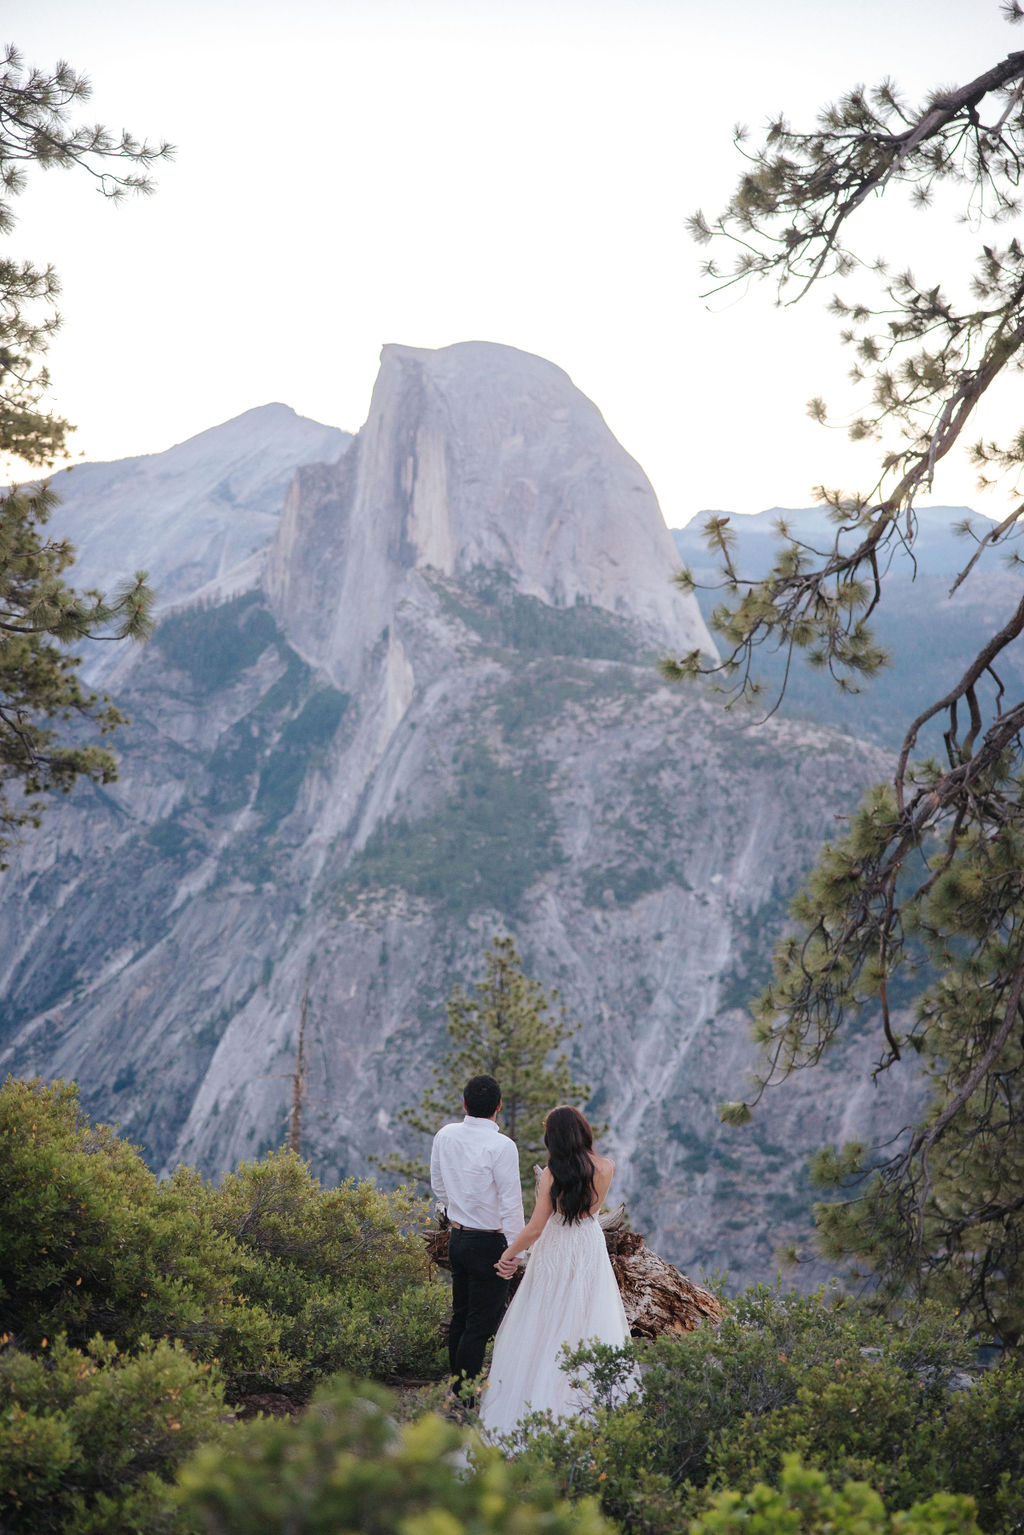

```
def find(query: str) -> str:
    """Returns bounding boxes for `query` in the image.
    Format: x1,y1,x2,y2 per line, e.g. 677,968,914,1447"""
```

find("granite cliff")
0,343,921,1284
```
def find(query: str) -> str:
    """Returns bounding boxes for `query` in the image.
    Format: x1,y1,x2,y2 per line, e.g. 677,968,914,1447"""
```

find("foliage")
434,566,641,662
516,1285,1024,1535
0,45,170,469
667,12,1024,1329
378,935,598,1191
153,594,280,693
153,594,348,831
0,45,168,860
345,740,563,919
0,482,152,862
0,1076,252,1362
0,1077,448,1401
691,1455,981,1535
196,1150,448,1394
0,1332,222,1535
177,1375,614,1535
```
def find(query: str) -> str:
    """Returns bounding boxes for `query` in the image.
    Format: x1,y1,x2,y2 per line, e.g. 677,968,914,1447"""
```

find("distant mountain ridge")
44,404,351,666
673,504,1002,580
671,507,1024,751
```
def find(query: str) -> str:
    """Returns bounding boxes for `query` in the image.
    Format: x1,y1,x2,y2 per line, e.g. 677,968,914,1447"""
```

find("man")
430,1073,525,1400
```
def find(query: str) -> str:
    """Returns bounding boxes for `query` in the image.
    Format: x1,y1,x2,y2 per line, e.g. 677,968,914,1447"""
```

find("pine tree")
675,8,1024,1339
0,46,168,861
378,935,598,1193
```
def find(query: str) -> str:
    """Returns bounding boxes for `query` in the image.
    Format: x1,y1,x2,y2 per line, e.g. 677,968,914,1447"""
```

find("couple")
430,1073,634,1439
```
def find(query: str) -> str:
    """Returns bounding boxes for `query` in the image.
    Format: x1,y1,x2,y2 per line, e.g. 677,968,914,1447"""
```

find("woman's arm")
495,1169,554,1277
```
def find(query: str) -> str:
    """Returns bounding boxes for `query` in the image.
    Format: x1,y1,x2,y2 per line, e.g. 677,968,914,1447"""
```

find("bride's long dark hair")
545,1105,597,1224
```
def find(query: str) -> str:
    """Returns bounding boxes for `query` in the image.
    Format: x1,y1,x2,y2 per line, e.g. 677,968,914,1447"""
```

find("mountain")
266,342,708,690
672,504,999,582
44,404,351,679
672,507,1024,751
0,344,923,1286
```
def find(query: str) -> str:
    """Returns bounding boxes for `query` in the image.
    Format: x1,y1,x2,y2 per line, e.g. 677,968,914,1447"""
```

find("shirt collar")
462,1115,499,1131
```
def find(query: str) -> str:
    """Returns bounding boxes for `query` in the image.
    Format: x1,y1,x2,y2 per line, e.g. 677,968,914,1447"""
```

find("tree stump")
424,1205,723,1337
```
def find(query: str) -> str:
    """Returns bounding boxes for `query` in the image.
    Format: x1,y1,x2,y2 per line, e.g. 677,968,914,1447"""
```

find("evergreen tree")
671,8,1024,1338
379,935,598,1193
0,46,167,861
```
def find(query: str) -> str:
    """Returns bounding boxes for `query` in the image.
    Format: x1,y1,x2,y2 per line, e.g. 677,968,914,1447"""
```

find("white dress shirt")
430,1116,525,1243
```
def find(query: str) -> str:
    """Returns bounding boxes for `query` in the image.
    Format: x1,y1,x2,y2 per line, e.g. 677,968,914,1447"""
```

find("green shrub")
202,1149,449,1394
937,1362,1024,1532
0,1333,223,1535
0,1080,448,1402
516,1286,1024,1535
176,1375,614,1535
691,1455,980,1535
0,1078,265,1365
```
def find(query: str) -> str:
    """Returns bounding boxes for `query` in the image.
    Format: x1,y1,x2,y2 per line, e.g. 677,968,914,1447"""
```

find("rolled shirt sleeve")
494,1138,525,1245
430,1132,448,1208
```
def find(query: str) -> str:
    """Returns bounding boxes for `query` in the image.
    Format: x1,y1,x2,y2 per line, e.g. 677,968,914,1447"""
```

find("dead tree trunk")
287,978,309,1156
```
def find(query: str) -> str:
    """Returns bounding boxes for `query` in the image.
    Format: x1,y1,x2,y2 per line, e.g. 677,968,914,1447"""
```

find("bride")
478,1104,636,1439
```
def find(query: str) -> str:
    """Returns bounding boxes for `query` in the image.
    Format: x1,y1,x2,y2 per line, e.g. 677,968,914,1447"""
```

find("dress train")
479,1212,636,1440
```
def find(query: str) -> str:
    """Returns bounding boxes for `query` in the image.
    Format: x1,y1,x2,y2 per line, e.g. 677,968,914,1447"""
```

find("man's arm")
429,1132,448,1208
494,1139,525,1245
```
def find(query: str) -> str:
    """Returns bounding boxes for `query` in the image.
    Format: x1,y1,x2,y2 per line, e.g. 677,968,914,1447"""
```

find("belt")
449,1222,502,1233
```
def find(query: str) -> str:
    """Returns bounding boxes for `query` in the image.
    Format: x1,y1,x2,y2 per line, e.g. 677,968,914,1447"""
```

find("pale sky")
6,0,1021,527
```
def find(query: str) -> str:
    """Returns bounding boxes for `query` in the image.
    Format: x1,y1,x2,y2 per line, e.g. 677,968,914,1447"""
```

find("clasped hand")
495,1248,519,1278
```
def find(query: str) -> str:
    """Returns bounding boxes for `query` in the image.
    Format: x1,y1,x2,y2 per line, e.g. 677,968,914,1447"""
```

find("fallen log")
423,1204,722,1338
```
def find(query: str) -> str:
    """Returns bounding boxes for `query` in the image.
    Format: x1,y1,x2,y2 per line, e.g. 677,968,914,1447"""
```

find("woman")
478,1105,636,1440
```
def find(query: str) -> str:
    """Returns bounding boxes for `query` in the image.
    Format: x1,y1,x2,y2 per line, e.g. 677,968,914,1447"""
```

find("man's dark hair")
464,1075,501,1118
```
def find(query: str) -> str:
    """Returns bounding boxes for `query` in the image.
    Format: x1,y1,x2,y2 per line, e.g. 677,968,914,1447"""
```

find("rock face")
266,342,709,691
0,343,922,1287
46,404,351,654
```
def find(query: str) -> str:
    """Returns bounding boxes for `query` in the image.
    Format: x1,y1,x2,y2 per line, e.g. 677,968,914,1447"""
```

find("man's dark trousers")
448,1228,509,1394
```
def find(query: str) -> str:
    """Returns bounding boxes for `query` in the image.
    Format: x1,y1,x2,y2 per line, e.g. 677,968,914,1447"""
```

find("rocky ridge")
0,343,922,1285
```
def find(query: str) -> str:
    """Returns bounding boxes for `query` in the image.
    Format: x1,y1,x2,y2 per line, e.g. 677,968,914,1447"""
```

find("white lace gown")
479,1211,636,1440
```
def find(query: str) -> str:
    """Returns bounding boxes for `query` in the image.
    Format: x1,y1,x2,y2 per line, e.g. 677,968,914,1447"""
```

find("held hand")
495,1248,519,1278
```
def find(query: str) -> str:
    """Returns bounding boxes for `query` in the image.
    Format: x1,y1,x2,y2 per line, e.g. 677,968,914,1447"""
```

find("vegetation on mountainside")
343,740,563,920
432,566,642,662
154,592,348,833
669,7,1024,1339
0,47,167,862
376,935,596,1192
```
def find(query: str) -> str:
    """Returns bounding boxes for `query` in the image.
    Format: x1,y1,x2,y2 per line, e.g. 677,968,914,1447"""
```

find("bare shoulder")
591,1152,616,1176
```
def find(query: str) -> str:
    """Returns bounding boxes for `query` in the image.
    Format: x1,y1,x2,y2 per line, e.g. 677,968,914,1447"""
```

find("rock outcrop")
265,342,711,691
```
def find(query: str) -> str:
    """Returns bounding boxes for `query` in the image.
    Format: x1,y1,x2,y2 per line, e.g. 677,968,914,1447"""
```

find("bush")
199,1150,449,1394
0,1333,224,1535
691,1455,980,1535
516,1285,1024,1534
0,1077,263,1365
0,1080,449,1401
176,1375,614,1535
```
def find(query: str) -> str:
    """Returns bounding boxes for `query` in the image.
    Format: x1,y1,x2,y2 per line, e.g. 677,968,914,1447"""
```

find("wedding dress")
479,1210,636,1440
